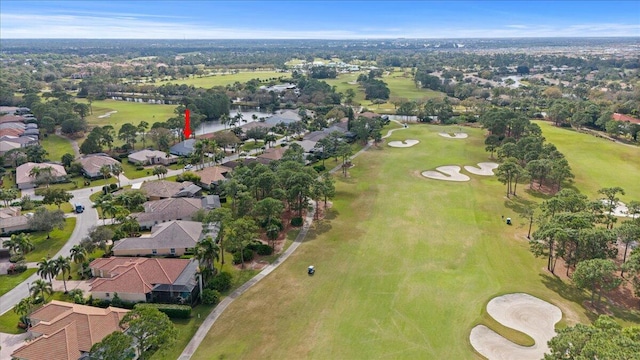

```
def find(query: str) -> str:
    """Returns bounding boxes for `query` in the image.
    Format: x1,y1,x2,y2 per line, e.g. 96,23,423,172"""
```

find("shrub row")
135,303,192,319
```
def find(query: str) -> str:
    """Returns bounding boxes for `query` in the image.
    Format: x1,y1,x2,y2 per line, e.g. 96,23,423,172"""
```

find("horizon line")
2,36,639,40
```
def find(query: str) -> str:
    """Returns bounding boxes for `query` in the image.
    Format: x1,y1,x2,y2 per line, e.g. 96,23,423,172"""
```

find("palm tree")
111,163,123,188
195,236,220,276
194,140,206,170
30,279,52,301
70,245,87,264
14,297,34,327
37,257,57,285
152,165,167,179
55,256,71,293
14,297,34,317
101,201,117,221
2,237,18,255
99,165,112,181
14,233,34,256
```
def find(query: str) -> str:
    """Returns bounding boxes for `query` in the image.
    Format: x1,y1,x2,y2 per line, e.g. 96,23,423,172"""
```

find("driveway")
0,332,30,359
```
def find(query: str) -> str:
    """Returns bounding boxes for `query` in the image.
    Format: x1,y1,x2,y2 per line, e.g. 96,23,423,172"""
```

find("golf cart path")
178,121,408,359
470,293,562,360
178,203,316,359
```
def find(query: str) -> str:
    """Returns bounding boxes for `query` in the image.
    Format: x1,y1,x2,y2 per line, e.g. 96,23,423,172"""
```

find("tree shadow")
539,273,599,322
504,197,537,216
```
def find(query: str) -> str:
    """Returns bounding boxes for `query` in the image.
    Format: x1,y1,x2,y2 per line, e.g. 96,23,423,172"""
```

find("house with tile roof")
132,197,202,229
11,300,129,360
128,149,179,166
195,165,231,189
112,220,219,257
0,207,31,235
77,154,121,179
139,180,198,200
15,162,67,189
89,258,200,304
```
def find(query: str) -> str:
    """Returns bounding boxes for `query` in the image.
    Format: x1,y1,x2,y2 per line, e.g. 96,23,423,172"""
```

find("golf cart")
308,265,315,275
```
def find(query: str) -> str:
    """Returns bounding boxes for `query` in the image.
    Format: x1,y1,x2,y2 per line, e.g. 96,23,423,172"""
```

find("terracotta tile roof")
11,301,128,360
196,166,231,185
140,180,194,198
0,128,24,137
90,258,192,295
613,113,640,124
258,146,287,161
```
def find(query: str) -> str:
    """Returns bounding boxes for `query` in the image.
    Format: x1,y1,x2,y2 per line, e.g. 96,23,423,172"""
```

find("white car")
184,164,194,170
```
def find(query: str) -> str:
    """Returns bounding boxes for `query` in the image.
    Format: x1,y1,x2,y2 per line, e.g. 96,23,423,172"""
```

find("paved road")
0,190,98,315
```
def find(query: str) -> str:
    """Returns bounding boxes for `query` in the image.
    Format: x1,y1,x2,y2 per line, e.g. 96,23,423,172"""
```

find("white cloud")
1,12,639,39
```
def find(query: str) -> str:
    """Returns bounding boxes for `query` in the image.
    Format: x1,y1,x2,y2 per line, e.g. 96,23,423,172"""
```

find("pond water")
195,110,272,135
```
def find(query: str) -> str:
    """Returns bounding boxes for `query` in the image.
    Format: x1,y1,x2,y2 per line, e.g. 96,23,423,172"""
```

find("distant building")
169,139,196,156
139,180,198,200
128,149,179,166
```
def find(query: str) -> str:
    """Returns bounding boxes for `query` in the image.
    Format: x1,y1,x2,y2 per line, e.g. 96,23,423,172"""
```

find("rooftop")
11,301,129,360
90,258,195,295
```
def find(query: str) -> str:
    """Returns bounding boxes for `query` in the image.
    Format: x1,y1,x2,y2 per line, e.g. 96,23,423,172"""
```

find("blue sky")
1,1,639,39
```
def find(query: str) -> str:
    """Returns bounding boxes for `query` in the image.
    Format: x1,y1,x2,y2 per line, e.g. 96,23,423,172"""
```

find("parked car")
184,164,193,170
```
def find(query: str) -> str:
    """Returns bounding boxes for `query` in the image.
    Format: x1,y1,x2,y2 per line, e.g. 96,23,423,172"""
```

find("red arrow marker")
184,109,192,139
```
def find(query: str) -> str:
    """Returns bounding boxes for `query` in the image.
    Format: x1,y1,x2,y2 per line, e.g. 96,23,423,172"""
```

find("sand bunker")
388,139,419,148
600,200,638,218
98,111,117,119
438,132,468,139
421,166,470,182
470,293,562,360
464,162,499,176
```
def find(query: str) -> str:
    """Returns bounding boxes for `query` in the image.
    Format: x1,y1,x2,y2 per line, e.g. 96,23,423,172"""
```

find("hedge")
135,303,192,319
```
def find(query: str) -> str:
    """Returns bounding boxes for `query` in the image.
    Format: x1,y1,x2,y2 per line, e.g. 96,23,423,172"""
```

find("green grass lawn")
43,202,74,213
41,134,75,163
384,70,444,100
535,121,640,202
2,173,17,189
192,124,640,360
164,71,287,88
121,161,156,179
45,176,116,191
79,99,177,130
0,269,37,297
24,218,76,262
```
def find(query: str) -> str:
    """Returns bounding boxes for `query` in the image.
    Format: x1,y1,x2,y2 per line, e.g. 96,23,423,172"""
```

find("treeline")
480,108,574,195
530,187,640,306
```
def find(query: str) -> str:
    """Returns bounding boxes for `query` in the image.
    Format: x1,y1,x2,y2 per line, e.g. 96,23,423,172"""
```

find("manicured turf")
80,99,177,130
41,134,75,163
164,71,287,88
535,121,640,202
384,70,444,100
0,269,37,297
24,218,77,262
193,124,629,359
